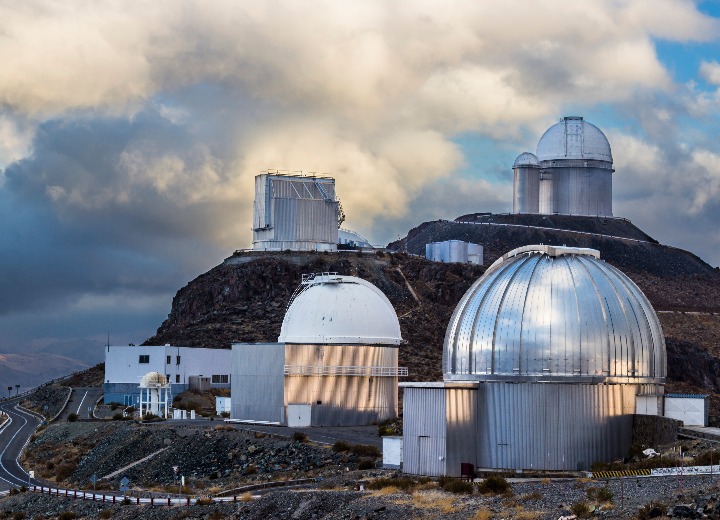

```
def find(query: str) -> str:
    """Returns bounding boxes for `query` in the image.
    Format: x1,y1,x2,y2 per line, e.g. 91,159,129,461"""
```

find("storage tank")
512,152,540,213
535,117,614,216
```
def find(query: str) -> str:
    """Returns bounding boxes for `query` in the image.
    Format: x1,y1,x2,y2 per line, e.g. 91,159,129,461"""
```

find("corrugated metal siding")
252,174,339,250
476,383,635,471
513,166,540,214
231,343,285,423
538,167,612,217
403,387,447,476
284,344,398,426
445,251,665,382
445,388,477,476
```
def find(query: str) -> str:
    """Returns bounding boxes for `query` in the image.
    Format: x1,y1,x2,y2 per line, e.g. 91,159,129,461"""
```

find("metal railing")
284,365,408,377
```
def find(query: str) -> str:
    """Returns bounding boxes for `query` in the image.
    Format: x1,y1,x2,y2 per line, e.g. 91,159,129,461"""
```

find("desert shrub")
350,444,381,457
112,413,126,421
12,513,25,520
45,461,55,471
221,411,230,418
253,432,265,439
208,511,225,520
57,512,76,520
99,510,113,519
440,479,473,494
366,477,416,491
55,462,77,482
196,497,214,505
240,492,253,502
358,459,374,470
109,403,119,411
477,475,511,495
292,431,308,443
243,465,257,475
570,500,592,519
636,500,667,520
332,440,350,452
694,449,720,466
67,413,78,422
595,486,614,502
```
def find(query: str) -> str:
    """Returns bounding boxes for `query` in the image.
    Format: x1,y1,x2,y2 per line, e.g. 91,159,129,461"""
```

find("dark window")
166,356,171,364
166,374,170,382
176,356,181,365
139,355,149,364
175,374,180,383
211,375,229,384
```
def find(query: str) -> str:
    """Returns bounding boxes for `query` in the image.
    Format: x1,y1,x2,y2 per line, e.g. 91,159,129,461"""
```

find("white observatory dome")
279,274,402,345
536,116,612,162
140,372,168,387
513,152,539,168
444,245,665,382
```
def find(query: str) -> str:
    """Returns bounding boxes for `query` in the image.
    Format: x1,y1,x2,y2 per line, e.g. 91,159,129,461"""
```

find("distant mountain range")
0,353,90,393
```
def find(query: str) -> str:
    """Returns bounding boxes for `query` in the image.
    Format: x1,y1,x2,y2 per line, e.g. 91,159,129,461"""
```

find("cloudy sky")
2,0,720,360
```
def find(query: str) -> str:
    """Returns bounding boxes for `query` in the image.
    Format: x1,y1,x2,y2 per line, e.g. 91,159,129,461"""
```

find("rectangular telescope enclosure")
253,173,340,251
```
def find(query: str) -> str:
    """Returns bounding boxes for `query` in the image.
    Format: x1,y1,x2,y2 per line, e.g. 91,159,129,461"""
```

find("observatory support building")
231,274,406,426
252,173,342,252
513,117,614,217
402,245,666,475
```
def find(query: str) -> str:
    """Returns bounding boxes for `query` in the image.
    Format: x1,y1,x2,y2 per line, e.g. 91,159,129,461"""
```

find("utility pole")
15,385,19,396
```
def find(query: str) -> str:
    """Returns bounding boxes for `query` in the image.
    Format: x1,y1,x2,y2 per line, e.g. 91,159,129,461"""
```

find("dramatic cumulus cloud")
0,0,719,354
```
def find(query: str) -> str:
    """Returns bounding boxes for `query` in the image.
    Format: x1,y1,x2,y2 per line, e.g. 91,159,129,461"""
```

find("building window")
176,356,181,365
166,374,170,382
211,375,229,384
175,374,180,383
166,355,171,364
139,355,149,364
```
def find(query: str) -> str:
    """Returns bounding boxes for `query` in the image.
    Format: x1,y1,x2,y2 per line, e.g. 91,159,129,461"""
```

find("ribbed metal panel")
231,343,286,422
252,174,339,251
444,248,666,382
402,386,447,476
538,166,612,217
475,383,636,471
284,344,398,426
513,166,540,214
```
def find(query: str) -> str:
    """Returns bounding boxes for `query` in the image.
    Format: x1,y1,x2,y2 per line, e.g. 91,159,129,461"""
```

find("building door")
418,436,442,476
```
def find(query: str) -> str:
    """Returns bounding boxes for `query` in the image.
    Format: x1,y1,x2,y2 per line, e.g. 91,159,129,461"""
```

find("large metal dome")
443,245,665,382
536,116,612,162
279,274,402,345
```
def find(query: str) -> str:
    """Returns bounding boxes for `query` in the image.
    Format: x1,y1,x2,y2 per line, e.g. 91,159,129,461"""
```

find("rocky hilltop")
145,214,720,406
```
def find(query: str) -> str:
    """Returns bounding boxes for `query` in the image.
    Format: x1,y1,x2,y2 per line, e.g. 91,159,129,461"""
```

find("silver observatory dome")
443,245,666,383
536,116,612,163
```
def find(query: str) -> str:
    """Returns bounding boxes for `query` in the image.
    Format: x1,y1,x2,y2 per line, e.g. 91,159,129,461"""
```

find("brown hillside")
146,214,720,411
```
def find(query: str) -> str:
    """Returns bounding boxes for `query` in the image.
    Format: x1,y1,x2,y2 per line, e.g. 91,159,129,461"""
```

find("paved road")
58,387,104,421
0,398,42,491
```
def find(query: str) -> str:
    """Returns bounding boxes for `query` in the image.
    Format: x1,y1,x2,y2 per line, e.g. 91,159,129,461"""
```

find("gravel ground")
4,475,720,519
22,385,71,420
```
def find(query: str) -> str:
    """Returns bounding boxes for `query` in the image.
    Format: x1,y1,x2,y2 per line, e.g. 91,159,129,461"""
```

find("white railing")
284,365,408,377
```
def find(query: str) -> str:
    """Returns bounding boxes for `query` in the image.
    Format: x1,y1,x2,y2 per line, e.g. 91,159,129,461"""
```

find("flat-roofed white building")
104,345,231,406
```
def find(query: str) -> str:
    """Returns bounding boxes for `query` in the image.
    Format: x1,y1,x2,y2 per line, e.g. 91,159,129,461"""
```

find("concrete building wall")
104,346,231,404
231,343,285,422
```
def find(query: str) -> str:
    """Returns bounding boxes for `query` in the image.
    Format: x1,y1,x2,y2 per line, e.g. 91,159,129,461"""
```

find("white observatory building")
231,274,406,426
252,172,343,252
402,245,666,475
513,117,614,217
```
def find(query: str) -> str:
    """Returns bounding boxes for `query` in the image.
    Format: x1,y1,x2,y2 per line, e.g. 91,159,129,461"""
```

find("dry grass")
471,509,493,520
540,477,552,484
411,491,458,513
240,492,253,502
518,491,543,501
413,482,438,492
370,486,401,496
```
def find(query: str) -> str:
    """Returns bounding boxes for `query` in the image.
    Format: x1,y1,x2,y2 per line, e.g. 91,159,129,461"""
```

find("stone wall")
632,414,681,447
